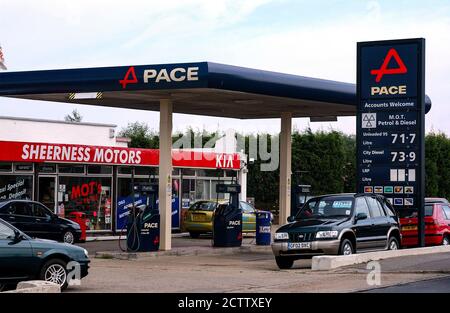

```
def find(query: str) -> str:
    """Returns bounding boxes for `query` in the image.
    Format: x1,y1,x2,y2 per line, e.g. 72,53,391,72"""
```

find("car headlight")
83,248,89,257
274,232,289,240
316,230,339,239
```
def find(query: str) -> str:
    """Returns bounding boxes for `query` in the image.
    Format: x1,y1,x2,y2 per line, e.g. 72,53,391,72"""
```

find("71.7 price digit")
391,133,416,144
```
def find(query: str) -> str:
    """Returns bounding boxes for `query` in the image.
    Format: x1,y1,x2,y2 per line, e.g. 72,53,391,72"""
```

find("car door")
31,203,59,240
0,202,14,224
441,205,450,233
366,196,390,248
0,220,34,281
6,202,36,237
240,202,256,232
353,197,374,250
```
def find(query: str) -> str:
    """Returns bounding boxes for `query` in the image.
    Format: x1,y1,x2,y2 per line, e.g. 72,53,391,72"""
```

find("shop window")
117,166,132,175
0,175,33,201
134,166,156,176
195,179,210,200
58,164,85,174
181,178,196,204
37,163,56,173
196,169,222,177
0,163,12,173
172,168,180,176
58,176,112,231
211,180,220,200
14,163,34,172
225,170,238,178
87,165,113,175
181,168,195,176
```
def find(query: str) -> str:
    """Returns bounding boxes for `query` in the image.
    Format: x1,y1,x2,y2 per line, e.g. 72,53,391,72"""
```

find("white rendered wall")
0,117,126,147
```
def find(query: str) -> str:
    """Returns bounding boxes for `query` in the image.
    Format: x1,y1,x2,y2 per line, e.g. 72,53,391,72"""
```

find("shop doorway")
38,176,57,213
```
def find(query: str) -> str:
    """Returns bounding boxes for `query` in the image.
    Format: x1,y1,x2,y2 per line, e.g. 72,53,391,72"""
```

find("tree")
64,109,83,122
119,122,158,148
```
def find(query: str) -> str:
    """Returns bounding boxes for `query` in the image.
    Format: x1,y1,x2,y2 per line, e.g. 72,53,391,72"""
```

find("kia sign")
357,38,426,246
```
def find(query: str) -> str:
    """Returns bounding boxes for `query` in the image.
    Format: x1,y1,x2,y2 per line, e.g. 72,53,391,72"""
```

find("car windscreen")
296,196,354,219
189,201,217,211
398,206,433,218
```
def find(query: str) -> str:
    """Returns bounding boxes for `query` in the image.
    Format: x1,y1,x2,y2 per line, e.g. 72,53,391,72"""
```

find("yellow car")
184,200,258,238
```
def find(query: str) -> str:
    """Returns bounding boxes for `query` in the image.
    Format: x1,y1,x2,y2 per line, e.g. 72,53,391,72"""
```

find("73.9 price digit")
391,151,416,162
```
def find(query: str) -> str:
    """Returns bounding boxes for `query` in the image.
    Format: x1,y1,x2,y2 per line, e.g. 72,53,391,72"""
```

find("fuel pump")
126,182,160,252
212,183,242,247
291,184,311,217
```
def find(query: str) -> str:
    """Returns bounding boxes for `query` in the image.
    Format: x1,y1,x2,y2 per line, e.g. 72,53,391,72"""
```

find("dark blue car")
0,200,82,244
0,218,90,290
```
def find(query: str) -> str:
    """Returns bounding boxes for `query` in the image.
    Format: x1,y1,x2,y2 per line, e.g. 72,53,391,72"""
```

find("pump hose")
118,212,141,252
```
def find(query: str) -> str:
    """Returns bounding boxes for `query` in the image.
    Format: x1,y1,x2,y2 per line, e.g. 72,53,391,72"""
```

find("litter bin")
256,211,271,245
67,211,88,242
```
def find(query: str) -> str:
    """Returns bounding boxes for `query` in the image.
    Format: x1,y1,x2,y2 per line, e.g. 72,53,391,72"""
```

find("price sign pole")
357,38,426,246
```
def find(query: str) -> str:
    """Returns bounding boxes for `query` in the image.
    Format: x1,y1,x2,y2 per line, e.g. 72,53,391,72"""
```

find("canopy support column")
279,112,292,225
159,99,173,251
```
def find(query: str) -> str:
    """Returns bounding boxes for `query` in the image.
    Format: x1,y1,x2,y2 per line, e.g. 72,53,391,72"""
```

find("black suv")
0,200,82,244
272,193,401,269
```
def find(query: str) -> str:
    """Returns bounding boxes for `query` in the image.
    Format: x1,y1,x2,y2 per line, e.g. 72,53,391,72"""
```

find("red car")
400,198,450,247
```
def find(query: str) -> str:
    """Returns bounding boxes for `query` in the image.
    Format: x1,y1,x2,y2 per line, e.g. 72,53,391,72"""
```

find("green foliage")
120,121,450,209
118,122,158,148
291,128,349,195
425,132,450,198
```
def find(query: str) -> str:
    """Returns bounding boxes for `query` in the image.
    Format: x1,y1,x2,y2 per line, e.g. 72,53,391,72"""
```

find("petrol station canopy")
0,61,431,118
0,61,433,251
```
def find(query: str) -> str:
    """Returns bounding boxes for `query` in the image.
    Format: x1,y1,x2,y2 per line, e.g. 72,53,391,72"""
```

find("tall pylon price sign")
357,39,426,246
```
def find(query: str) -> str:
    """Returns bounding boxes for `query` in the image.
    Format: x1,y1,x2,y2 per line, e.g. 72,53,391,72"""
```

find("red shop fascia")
0,140,241,232
0,140,241,169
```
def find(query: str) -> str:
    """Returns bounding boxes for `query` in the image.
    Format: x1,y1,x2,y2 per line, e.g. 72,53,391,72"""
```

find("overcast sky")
1,0,449,135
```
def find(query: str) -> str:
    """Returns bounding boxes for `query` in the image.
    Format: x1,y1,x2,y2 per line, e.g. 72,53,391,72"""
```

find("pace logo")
370,48,408,96
371,48,407,82
144,222,158,229
119,65,199,89
229,220,241,226
119,66,138,89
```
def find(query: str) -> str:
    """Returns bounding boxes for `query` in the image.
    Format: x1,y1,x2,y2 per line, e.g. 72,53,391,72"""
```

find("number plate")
192,214,206,222
402,225,418,231
288,242,311,250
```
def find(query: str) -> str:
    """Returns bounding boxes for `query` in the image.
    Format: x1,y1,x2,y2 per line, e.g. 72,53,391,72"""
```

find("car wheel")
189,232,200,239
40,259,68,290
443,236,449,246
339,239,354,256
275,256,294,269
62,230,75,244
388,236,399,250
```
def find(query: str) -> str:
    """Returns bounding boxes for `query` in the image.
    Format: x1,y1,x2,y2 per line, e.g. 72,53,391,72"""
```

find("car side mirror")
287,216,296,223
355,212,368,222
12,230,23,243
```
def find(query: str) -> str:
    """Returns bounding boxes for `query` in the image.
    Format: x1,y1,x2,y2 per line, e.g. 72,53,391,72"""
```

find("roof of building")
0,115,117,128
